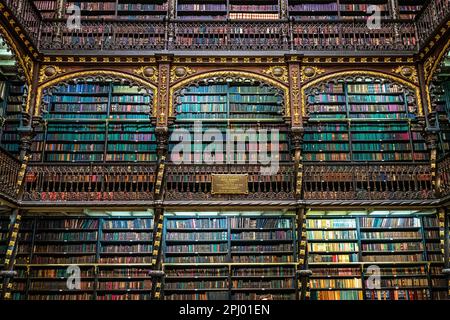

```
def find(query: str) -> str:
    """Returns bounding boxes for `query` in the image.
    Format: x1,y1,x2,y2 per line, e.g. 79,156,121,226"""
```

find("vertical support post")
52,0,67,48
150,206,165,300
1,209,21,300
296,207,311,300
442,208,450,298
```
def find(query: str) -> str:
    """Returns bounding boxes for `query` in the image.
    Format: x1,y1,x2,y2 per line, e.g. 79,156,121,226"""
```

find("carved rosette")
392,66,418,84
39,65,66,84
170,66,196,83
301,66,325,82
133,66,158,83
262,66,288,84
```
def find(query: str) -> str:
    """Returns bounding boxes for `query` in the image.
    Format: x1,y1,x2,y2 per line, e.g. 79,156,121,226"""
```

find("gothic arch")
169,70,290,118
301,70,423,117
0,22,32,84
34,70,158,117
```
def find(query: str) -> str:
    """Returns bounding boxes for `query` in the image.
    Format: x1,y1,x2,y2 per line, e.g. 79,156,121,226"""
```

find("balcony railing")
1,0,448,53
0,0,41,45
22,163,156,202
16,161,438,203
164,163,296,201
0,146,21,201
438,153,450,198
416,0,450,47
303,162,434,201
38,20,418,53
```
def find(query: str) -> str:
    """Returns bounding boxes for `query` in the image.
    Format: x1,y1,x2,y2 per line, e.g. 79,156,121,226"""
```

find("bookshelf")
162,214,297,300
33,80,156,163
33,0,57,19
11,215,154,300
0,216,9,266
306,211,443,300
436,80,450,157
306,217,363,300
228,0,279,20
304,79,427,162
171,80,290,164
398,0,424,20
63,0,169,20
176,0,227,21
0,81,25,156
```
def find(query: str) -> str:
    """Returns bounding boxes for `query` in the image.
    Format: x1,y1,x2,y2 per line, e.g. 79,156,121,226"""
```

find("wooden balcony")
1,0,449,54
0,146,21,203
18,161,438,206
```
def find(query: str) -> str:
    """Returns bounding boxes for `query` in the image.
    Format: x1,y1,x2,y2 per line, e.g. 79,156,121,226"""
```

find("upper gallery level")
0,0,449,55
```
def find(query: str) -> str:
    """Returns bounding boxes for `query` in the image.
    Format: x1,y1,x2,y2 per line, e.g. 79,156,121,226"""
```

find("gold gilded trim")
301,70,424,116
35,70,158,117
168,71,290,118
425,37,450,85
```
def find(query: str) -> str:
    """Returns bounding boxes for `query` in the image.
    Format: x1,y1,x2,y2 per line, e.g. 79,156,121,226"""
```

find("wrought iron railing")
438,153,450,198
0,0,41,45
303,162,434,200
0,146,21,201
38,19,419,53
164,163,296,201
22,163,156,202
16,161,438,203
416,0,450,47
1,0,448,53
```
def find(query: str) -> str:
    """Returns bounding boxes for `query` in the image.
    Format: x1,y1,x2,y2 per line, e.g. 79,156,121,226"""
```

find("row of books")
231,231,292,240
310,104,407,113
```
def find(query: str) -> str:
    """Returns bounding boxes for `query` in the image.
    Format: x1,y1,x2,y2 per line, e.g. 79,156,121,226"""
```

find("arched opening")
166,74,294,200
0,34,27,157
303,74,427,162
429,48,450,158
32,75,156,163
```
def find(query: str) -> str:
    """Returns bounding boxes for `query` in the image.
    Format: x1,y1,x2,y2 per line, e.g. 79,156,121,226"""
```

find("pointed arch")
0,22,33,84
34,70,158,117
169,70,290,118
301,70,424,116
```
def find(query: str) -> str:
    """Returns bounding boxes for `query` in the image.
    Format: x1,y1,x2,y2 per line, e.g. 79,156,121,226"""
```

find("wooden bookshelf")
33,80,156,163
304,79,427,162
162,214,296,300
0,81,25,156
171,80,290,164
0,216,9,266
11,216,154,300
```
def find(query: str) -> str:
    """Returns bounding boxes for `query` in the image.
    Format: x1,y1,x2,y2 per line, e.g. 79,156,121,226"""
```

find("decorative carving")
170,66,196,83
301,66,325,82
134,66,158,83
262,66,288,83
158,65,169,125
169,71,290,118
392,66,418,84
35,71,157,117
39,65,65,83
301,71,424,117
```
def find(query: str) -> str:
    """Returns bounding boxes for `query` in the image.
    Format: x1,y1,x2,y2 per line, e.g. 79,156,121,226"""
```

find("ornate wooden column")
285,55,305,199
150,55,172,300
0,209,21,300
438,208,450,299
52,0,67,48
418,58,440,197
296,207,311,300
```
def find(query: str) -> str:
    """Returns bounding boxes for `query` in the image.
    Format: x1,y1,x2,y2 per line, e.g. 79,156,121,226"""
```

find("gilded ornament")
262,66,288,83
134,66,158,83
39,65,65,83
170,66,196,83
392,66,418,84
301,66,325,82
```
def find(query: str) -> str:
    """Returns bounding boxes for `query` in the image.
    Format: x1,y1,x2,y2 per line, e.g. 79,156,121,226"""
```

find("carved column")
279,0,288,20
52,0,67,48
150,206,165,300
285,54,303,127
0,209,21,300
155,55,172,127
296,207,311,300
424,129,440,197
168,0,176,20
291,126,304,199
439,208,450,299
